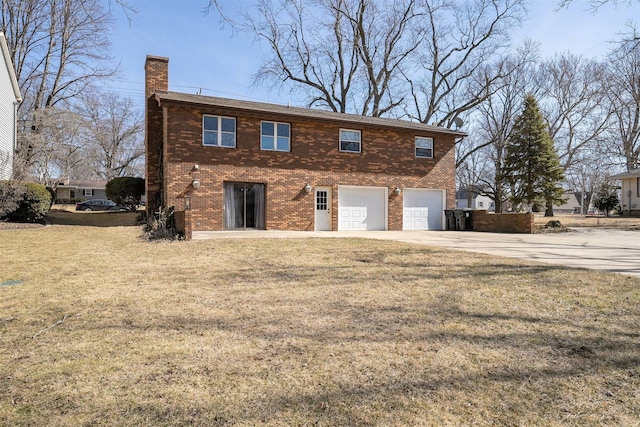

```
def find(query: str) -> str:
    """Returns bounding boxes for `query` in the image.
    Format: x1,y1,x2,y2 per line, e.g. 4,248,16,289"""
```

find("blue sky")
105,0,639,110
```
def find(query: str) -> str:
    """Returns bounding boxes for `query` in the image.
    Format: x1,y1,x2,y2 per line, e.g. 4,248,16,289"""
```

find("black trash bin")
453,209,464,230
452,209,473,231
462,209,473,231
444,210,456,230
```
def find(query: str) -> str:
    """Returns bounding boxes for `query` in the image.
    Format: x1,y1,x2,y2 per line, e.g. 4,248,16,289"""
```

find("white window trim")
339,129,362,153
203,114,236,148
260,121,291,152
83,189,93,196
415,136,434,159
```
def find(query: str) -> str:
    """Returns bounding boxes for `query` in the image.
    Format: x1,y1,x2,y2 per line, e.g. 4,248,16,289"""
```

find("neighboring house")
553,191,581,214
0,33,22,180
610,169,640,216
572,191,593,215
144,56,465,235
456,188,495,211
54,179,108,201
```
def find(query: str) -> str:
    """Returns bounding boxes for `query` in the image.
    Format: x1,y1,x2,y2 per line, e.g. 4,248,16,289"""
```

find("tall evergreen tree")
503,95,566,213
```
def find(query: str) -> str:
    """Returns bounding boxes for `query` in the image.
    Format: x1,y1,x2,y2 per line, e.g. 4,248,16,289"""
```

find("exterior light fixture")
193,164,199,171
192,179,200,189
184,196,191,210
304,183,312,193
394,187,402,195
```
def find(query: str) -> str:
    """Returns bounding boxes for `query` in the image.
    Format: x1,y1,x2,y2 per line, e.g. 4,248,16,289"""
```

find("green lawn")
1,225,639,426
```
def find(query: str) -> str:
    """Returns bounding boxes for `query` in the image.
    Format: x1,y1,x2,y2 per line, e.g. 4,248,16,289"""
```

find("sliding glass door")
223,182,265,229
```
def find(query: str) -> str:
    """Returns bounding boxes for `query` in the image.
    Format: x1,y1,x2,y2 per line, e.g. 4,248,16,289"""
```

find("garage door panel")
403,190,443,230
338,187,386,231
404,207,430,230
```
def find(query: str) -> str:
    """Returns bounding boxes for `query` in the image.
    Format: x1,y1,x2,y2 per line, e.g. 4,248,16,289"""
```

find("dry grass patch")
535,214,640,230
1,226,639,426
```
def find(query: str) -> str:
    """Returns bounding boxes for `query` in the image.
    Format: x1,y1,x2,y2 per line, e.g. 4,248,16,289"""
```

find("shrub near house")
106,177,145,210
1,182,51,222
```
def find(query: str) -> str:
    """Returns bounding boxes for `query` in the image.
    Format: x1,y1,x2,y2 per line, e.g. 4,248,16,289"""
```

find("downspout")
12,101,18,179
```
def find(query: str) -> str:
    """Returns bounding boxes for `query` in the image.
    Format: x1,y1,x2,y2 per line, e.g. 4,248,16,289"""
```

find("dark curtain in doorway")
224,182,265,229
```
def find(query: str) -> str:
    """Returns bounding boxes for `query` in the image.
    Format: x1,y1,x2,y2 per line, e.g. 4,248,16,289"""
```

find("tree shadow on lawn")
101,300,640,425
26,246,638,425
84,263,640,425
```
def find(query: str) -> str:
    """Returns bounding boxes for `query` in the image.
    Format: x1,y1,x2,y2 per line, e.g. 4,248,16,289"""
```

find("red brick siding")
145,56,458,232
144,56,169,215
472,210,534,234
159,103,456,232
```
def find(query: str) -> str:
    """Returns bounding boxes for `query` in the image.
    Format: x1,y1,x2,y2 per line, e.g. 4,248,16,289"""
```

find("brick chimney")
144,55,169,216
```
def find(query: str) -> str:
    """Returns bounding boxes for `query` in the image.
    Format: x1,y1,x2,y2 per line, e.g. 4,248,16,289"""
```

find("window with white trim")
261,121,290,151
415,137,433,158
203,115,236,147
83,189,93,196
340,129,361,153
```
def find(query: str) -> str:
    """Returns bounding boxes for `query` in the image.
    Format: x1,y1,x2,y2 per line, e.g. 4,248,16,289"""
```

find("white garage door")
338,186,387,231
403,189,444,230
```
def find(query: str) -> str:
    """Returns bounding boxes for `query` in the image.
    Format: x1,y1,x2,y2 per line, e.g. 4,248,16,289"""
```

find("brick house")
145,55,465,238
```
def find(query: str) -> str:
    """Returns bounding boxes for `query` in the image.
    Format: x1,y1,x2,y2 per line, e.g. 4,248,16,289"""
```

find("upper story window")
340,129,361,153
203,115,236,148
415,137,433,159
261,121,290,152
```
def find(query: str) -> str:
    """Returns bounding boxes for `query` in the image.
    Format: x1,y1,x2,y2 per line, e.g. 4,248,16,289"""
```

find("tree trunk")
544,200,554,217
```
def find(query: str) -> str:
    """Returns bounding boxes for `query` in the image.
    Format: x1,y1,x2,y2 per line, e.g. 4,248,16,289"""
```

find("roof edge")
155,90,467,137
0,32,22,103
610,168,640,179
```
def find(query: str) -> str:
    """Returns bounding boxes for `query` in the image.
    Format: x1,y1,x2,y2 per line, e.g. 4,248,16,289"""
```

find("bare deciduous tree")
406,0,529,127
17,106,86,187
604,26,640,170
79,92,144,180
230,0,424,116
208,0,529,125
1,0,116,113
248,0,361,114
1,0,121,177
536,53,611,170
557,0,639,12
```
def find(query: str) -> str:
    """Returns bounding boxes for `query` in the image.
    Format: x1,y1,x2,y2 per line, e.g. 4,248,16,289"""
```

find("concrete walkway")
193,228,640,277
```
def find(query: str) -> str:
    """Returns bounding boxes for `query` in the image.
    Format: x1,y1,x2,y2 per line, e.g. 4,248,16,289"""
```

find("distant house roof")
554,192,581,211
0,32,22,103
56,179,108,189
610,168,640,180
456,189,478,200
455,186,486,200
154,90,467,138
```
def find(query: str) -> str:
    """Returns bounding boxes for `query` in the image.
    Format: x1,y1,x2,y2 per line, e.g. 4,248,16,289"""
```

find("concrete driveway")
193,228,640,277
367,228,640,277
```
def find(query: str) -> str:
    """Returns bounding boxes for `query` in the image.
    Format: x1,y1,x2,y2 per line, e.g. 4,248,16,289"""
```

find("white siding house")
0,33,22,180
611,169,640,216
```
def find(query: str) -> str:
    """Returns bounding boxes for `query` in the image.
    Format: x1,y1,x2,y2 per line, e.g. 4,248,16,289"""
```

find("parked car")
75,199,129,211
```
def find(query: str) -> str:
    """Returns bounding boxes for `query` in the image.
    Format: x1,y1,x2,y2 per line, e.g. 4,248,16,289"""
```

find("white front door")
315,187,331,231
